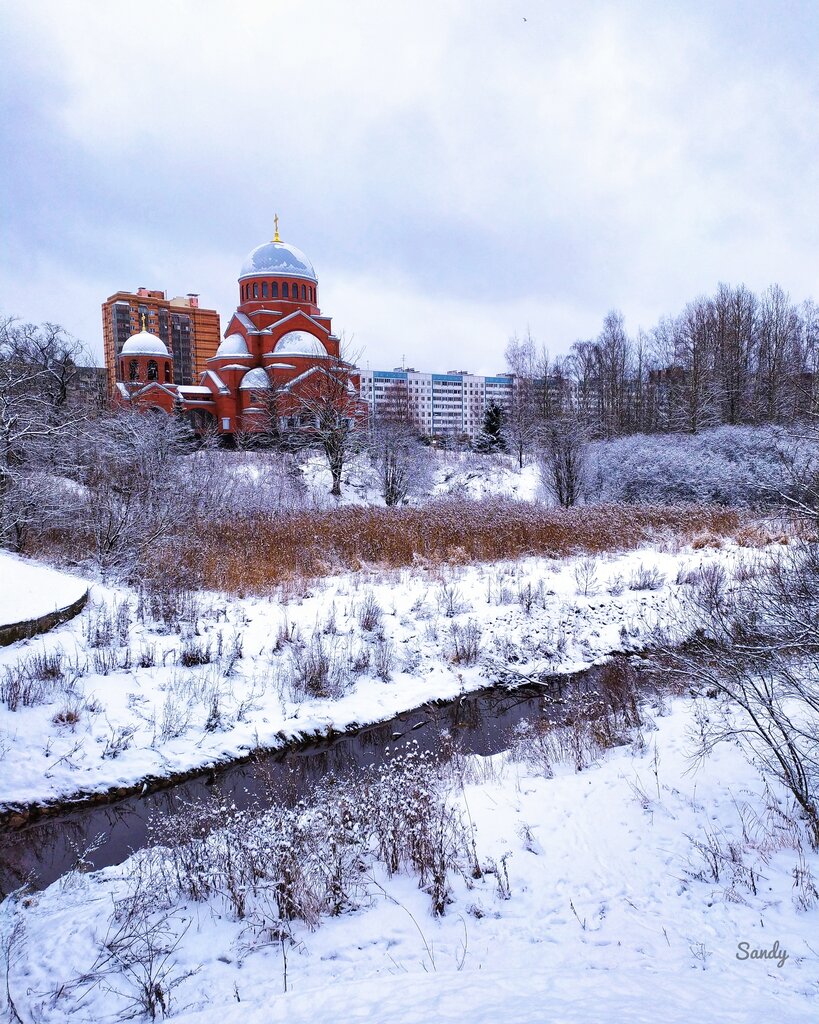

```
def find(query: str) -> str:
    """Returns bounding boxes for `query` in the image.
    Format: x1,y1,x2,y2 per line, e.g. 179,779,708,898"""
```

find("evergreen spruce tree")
478,401,505,451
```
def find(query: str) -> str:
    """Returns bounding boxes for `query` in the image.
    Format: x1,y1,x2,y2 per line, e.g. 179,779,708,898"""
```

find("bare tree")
663,543,819,847
538,417,587,507
76,411,195,576
367,376,429,506
674,297,721,434
755,284,801,424
595,310,631,438
504,332,541,467
566,340,600,432
712,282,757,425
282,352,364,497
795,299,819,421
0,318,93,548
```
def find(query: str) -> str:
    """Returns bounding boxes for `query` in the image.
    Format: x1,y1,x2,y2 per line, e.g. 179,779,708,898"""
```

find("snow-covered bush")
144,744,470,931
0,650,80,711
587,425,816,508
662,540,819,847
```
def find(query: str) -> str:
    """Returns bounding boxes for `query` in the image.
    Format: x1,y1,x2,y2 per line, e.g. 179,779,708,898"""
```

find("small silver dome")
216,333,250,357
272,331,328,357
121,330,169,356
239,240,317,281
239,367,272,390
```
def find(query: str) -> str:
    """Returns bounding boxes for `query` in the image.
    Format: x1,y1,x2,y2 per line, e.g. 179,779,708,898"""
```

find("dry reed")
172,499,741,595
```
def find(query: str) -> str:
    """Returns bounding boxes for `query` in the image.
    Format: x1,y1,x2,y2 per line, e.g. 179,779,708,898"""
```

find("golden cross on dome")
273,213,281,242
141,313,146,331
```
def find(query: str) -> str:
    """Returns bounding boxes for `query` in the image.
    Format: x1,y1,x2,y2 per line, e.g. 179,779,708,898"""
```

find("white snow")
0,541,753,812
298,450,543,507
5,698,817,1022
0,552,88,627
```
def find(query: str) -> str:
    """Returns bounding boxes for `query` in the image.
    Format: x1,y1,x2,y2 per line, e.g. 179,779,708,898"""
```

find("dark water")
0,670,593,896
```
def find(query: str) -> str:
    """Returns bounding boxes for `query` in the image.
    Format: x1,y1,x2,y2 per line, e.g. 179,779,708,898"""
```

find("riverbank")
0,541,765,820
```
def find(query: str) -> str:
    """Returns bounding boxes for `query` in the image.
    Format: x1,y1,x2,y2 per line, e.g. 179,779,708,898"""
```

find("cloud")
1,0,818,369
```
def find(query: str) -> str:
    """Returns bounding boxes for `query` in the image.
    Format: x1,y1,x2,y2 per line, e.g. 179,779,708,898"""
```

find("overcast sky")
2,0,818,374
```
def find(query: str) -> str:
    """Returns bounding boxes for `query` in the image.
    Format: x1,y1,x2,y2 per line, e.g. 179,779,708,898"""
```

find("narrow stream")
0,665,611,896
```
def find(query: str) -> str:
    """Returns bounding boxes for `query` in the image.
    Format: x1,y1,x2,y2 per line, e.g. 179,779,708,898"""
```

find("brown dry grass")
166,499,741,595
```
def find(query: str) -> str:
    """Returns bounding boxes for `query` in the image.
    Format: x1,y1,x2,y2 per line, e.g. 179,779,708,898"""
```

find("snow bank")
0,552,88,629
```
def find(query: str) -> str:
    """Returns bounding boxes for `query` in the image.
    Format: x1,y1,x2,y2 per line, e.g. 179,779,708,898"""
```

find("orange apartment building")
102,288,220,389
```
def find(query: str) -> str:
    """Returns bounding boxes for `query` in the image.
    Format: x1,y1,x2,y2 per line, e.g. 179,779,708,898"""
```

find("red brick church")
114,224,361,436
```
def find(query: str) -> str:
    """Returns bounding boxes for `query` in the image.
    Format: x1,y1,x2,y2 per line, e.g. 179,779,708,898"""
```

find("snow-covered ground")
299,449,542,506
0,541,751,813
0,552,88,627
5,697,817,1023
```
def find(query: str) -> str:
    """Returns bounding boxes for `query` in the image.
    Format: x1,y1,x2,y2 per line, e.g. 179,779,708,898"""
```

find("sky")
1,0,818,374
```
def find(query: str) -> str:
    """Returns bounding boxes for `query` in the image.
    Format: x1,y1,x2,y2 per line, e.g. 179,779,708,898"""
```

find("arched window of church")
272,281,279,298
282,282,289,298
301,284,306,300
262,282,268,299
292,282,299,299
147,360,158,381
253,282,259,299
129,359,138,381
164,362,171,383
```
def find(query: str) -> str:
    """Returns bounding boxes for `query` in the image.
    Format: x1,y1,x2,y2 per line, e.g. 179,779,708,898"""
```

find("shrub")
0,650,79,711
587,426,802,509
450,620,482,665
628,563,666,591
358,590,383,633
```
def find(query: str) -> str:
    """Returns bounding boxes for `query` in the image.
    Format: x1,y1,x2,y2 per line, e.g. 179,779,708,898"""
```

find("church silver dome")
272,331,328,357
121,329,169,356
239,239,317,282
